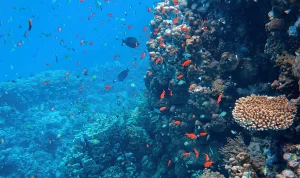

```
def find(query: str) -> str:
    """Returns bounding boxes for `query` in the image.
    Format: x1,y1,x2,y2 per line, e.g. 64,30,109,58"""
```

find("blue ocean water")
0,0,153,177
0,0,152,81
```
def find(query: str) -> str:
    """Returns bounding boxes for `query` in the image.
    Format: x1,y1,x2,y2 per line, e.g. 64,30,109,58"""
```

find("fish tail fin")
121,39,124,46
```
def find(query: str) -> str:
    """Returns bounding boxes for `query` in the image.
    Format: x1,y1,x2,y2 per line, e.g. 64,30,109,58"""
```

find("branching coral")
197,168,225,178
232,95,297,131
220,136,248,161
221,136,267,178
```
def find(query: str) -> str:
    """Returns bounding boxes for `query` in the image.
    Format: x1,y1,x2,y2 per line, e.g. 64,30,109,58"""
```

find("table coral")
232,95,297,131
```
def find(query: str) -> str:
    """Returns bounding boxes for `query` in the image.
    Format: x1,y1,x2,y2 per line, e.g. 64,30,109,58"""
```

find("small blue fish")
154,108,161,114
263,148,271,157
183,53,191,58
231,130,237,135
218,111,227,117
178,80,186,85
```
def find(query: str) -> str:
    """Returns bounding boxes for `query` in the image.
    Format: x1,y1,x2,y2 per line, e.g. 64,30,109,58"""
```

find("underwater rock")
265,19,285,31
220,52,239,72
272,52,299,98
234,57,258,84
141,155,155,177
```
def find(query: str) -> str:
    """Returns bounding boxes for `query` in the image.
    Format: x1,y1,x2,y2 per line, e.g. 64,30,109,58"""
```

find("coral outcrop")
232,95,297,131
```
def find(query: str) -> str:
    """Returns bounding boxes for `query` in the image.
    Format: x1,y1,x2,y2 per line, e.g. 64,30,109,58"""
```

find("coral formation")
232,95,297,131
221,136,267,178
276,143,300,177
198,168,225,178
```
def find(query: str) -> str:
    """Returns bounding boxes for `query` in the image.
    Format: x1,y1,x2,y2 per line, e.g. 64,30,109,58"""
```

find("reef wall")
141,0,300,177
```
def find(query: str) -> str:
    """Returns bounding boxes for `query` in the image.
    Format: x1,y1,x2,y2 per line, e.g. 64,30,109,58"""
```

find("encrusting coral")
232,95,297,131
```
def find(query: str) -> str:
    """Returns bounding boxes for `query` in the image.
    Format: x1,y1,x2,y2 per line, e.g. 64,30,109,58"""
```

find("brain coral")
232,95,297,131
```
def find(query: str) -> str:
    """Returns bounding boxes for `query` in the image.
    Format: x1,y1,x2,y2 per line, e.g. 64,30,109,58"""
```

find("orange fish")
107,14,113,17
174,9,180,13
173,121,181,125
173,16,178,24
173,0,178,5
204,153,210,161
147,71,153,76
177,74,183,79
160,90,165,100
155,57,163,65
200,132,208,136
147,6,152,12
105,85,112,90
41,81,50,85
159,106,167,111
168,88,173,96
202,26,208,31
154,27,160,35
185,133,197,139
114,54,120,60
143,26,148,32
217,93,223,103
159,41,164,47
66,71,71,75
182,152,190,157
181,60,192,67
128,25,133,29
193,148,199,158
168,160,172,167
185,35,191,39
204,160,214,168
180,25,188,31
161,8,166,13
141,52,146,59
